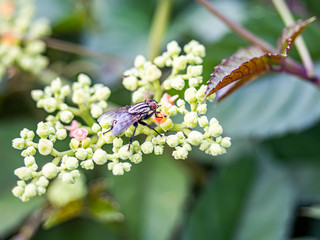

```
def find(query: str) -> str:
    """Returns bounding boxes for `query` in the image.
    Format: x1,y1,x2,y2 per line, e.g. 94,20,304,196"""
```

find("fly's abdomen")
128,102,150,115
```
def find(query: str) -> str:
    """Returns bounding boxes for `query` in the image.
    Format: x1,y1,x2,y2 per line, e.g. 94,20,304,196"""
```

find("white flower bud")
176,131,185,139
72,89,90,105
162,79,172,90
70,138,80,150
154,55,165,68
171,77,185,90
113,138,123,148
209,118,219,125
61,85,71,96
118,145,133,160
38,139,53,155
187,65,203,77
176,99,185,107
123,76,138,91
37,186,46,196
78,73,91,86
25,146,36,155
197,103,207,114
199,140,211,151
92,123,101,133
183,143,192,151
189,78,199,87
60,110,74,123
167,105,178,116
215,136,222,144
29,18,51,38
134,55,146,68
43,97,58,113
192,44,205,57
80,160,94,170
24,156,35,167
167,41,181,56
154,145,164,155
172,146,188,160
61,172,75,184
92,149,108,165
184,40,199,53
188,131,203,146
207,92,216,102
12,186,24,198
31,90,44,101
112,164,124,175
132,91,144,103
12,138,25,150
42,162,58,179
24,183,37,198
51,78,62,93
130,153,142,164
198,116,209,128
122,162,132,172
184,87,197,103
65,157,79,170
37,176,49,187
209,143,224,156
156,135,166,145
75,148,88,160
20,128,29,138
90,105,103,118
173,56,187,70
221,137,231,148
184,112,198,128
108,162,115,170
14,167,32,180
196,85,207,101
27,130,35,140
71,170,80,178
36,121,50,138
141,141,153,154
56,129,67,140
145,64,162,82
167,135,179,147
94,86,111,101
208,124,223,137
98,101,108,109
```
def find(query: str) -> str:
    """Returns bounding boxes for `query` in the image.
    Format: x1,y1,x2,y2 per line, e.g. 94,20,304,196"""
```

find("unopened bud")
93,149,108,165
38,139,53,155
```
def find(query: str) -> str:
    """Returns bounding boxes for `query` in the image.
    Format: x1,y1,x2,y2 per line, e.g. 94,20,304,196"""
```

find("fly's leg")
138,120,163,137
128,122,139,151
103,120,117,134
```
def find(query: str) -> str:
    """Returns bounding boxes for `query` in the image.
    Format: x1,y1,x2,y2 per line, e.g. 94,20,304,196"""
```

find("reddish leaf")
277,17,316,55
205,46,282,98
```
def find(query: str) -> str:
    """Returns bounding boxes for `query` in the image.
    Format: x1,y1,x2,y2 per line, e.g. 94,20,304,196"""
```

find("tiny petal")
73,128,88,141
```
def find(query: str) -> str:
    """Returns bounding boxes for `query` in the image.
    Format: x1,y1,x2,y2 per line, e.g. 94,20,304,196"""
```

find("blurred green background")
1,0,320,239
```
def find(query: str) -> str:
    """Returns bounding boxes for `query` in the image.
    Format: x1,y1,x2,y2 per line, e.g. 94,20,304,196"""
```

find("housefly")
98,99,164,150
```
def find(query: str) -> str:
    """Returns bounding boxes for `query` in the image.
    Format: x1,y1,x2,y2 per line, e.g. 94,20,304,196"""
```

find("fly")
97,99,164,150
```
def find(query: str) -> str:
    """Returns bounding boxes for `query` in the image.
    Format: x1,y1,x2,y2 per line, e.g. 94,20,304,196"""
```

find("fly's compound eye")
150,101,157,110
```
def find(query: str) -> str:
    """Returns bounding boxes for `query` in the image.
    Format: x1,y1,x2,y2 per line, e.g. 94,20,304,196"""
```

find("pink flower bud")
72,128,88,141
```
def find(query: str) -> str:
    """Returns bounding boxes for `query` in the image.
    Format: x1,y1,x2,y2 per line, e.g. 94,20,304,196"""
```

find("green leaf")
185,157,295,240
108,153,189,240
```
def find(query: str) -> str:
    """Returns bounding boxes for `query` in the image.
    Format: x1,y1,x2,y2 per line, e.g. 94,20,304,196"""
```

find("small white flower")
90,105,103,118
37,176,49,187
154,145,164,155
184,87,197,103
167,41,181,56
184,112,198,128
75,148,88,160
72,89,90,105
60,110,74,123
24,156,35,167
188,131,203,146
172,146,188,160
112,164,124,175
118,145,133,160
42,162,58,179
130,153,142,164
36,121,49,138
220,137,231,148
145,64,162,82
61,85,71,96
209,143,224,156
197,103,207,114
80,160,94,170
61,172,75,184
92,149,108,165
123,76,138,91
12,138,25,150
171,77,185,90
141,141,153,154
167,135,179,147
38,139,53,155
134,55,146,68
198,116,209,127
65,157,79,170
172,56,187,71
91,123,101,133
208,124,223,137
78,73,91,86
154,55,165,68
132,91,144,103
51,78,62,93
31,90,44,101
14,167,32,180
24,183,37,198
56,129,67,140
187,65,203,77
12,186,24,198
122,162,132,172
94,86,111,101
43,97,58,113
113,138,123,148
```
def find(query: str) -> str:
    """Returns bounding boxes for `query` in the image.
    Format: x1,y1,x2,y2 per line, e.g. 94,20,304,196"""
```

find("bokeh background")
1,0,320,239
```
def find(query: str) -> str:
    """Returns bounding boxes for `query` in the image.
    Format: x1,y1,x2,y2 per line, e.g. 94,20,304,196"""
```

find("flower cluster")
12,40,231,202
0,0,50,78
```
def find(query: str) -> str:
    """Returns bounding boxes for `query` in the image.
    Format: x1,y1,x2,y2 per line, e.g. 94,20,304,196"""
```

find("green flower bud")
160,118,173,132
12,186,24,198
118,145,133,160
61,172,75,184
208,124,223,137
37,186,46,196
123,76,138,91
24,183,37,198
184,112,198,128
42,162,58,179
94,86,111,101
187,65,202,77
31,90,44,101
78,73,91,86
36,121,49,138
65,157,79,170
81,137,91,148
93,149,108,165
171,77,185,90
172,146,188,160
61,85,71,96
132,91,144,103
72,89,90,105
37,176,49,187
199,116,209,127
130,153,142,164
173,56,187,71
38,139,53,155
56,129,67,140
51,78,62,93
14,167,32,180
134,55,146,68
167,41,181,56
221,137,231,148
92,123,101,133
12,138,25,150
43,97,58,113
60,110,74,123
112,163,124,175
141,141,153,154
167,135,179,147
154,145,164,155
197,103,207,114
113,138,123,148
90,105,103,118
185,87,197,103
188,131,203,146
80,160,94,170
24,156,35,167
70,138,80,150
75,148,88,160
122,162,132,172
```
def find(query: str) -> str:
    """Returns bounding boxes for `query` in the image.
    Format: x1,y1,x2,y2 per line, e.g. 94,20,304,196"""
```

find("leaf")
277,17,316,55
108,153,190,240
185,157,295,240
205,46,282,98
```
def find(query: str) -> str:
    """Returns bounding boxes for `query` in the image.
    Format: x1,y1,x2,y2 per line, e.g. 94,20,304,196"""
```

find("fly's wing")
111,112,141,135
97,106,129,124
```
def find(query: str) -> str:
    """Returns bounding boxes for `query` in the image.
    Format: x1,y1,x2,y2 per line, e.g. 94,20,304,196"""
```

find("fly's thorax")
128,102,152,115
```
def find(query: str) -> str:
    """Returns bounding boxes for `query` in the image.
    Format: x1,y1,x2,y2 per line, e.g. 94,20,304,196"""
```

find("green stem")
153,81,163,102
51,149,75,157
171,123,186,131
272,0,314,77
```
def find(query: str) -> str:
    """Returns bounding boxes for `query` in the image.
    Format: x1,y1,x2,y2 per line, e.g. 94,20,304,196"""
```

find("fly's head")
145,99,158,111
